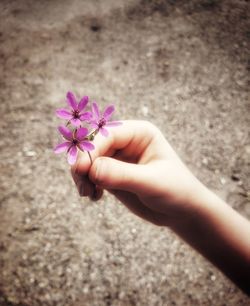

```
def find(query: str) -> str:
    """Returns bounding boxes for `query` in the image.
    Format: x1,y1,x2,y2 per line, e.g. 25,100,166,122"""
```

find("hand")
71,120,250,294
71,120,204,227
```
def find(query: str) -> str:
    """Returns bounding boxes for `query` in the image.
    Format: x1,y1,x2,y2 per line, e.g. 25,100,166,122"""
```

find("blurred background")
0,0,249,305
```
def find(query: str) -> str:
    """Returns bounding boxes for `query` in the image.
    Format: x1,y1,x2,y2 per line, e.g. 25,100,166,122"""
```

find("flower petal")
56,108,72,120
90,122,99,129
70,118,82,126
100,127,109,137
76,127,88,140
92,102,100,119
54,141,71,154
58,125,73,140
105,121,122,127
78,96,88,112
66,92,78,110
67,145,78,165
103,105,115,120
78,141,95,151
80,112,92,122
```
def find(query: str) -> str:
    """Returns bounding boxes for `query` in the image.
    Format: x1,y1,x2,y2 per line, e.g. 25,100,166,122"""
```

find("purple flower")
54,125,95,165
56,92,92,126
90,102,122,137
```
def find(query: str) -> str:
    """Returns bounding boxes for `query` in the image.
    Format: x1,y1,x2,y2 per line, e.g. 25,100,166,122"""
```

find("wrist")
168,178,216,231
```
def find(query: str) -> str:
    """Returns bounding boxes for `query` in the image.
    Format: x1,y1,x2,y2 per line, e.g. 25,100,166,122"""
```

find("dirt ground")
0,0,249,305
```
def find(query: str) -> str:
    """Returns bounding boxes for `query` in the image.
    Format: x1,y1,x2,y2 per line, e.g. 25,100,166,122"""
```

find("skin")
71,120,250,295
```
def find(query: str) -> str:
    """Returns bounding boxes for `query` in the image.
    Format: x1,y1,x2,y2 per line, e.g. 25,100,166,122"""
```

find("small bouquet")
54,92,121,165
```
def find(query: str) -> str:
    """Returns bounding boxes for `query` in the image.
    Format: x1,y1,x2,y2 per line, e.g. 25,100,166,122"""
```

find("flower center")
72,139,78,145
72,110,80,119
98,118,106,128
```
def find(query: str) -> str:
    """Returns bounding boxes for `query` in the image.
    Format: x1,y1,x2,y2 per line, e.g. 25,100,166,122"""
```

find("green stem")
85,128,99,141
85,129,99,165
87,151,93,165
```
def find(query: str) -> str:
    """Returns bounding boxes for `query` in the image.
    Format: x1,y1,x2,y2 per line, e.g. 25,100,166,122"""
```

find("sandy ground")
0,0,249,305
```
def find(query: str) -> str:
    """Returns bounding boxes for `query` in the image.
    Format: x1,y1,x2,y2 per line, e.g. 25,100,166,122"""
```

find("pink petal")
56,108,72,120
100,127,109,137
70,118,82,126
76,127,88,140
54,141,71,154
103,105,115,120
66,92,78,110
80,112,92,122
58,125,73,140
78,141,95,151
105,121,122,127
92,102,100,119
78,96,88,111
67,145,78,165
90,122,99,129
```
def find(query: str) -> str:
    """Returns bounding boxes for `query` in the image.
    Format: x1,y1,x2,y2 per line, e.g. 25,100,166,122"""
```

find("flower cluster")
54,91,121,165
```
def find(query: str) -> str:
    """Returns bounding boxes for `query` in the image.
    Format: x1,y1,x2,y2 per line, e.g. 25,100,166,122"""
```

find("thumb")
89,157,149,193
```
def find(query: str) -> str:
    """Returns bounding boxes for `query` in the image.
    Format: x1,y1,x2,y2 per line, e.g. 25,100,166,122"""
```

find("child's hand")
71,120,250,294
71,120,203,227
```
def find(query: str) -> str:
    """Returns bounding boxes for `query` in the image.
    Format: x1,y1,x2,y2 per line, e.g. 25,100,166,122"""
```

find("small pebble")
220,177,226,185
25,151,37,157
141,106,149,116
131,228,137,234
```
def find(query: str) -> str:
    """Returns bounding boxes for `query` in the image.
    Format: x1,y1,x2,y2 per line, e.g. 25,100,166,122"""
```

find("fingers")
89,156,151,194
71,170,95,196
71,169,104,201
91,185,104,201
72,120,157,177
71,120,157,197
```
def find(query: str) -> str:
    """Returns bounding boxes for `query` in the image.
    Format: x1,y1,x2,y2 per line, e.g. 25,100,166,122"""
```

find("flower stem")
85,129,98,165
87,151,93,165
86,130,97,199
86,128,99,141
